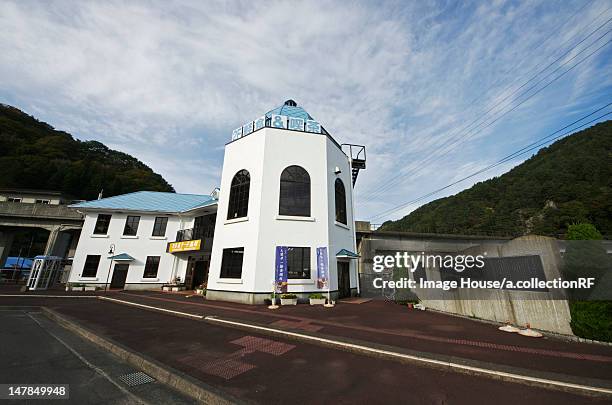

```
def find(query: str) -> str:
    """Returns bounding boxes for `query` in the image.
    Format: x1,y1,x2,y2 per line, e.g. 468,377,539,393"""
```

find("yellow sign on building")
168,239,202,253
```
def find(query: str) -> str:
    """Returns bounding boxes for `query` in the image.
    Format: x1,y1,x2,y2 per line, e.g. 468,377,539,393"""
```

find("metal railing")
175,226,214,242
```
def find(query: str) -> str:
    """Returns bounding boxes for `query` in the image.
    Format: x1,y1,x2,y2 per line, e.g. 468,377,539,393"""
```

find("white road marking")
205,315,612,396
27,312,146,405
98,296,204,319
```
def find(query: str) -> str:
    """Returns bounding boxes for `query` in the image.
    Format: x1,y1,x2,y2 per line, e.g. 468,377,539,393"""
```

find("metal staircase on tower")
341,144,366,185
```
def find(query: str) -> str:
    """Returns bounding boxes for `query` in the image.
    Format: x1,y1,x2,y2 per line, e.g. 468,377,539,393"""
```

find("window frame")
334,178,347,225
7,197,22,203
93,214,112,235
287,247,311,279
220,247,244,279
279,165,311,217
82,255,101,278
152,217,168,237
143,256,161,279
123,215,141,236
226,170,250,220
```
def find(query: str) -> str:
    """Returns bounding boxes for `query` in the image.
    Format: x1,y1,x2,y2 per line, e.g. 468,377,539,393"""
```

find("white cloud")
0,0,609,222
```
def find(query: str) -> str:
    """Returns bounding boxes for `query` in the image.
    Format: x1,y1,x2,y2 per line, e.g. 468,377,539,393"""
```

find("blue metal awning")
108,253,135,261
336,249,360,259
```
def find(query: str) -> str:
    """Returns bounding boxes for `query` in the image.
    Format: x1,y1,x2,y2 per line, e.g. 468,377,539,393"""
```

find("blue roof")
108,253,135,261
336,249,360,258
265,100,314,121
70,191,217,213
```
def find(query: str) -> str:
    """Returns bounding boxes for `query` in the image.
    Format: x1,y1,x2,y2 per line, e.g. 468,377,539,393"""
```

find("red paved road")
0,295,608,405
105,291,612,384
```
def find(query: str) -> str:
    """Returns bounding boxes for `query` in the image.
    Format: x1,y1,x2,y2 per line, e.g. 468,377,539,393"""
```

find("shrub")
309,293,324,299
569,301,612,342
280,294,297,299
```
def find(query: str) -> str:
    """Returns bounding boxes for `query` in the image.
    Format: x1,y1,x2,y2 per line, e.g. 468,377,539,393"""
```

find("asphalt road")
0,309,196,404
1,297,608,404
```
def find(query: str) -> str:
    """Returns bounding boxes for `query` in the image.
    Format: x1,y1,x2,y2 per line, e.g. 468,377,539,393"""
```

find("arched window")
227,169,250,219
335,178,347,224
279,165,310,216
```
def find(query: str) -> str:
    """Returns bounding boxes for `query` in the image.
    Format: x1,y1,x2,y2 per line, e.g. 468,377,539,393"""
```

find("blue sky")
1,0,610,222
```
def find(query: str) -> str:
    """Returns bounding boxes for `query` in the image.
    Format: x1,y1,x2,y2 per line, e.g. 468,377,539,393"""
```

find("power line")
361,25,611,203
367,104,612,221
360,8,611,202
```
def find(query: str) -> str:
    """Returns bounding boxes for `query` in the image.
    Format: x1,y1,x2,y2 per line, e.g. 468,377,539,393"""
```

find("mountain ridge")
0,103,174,200
380,120,612,238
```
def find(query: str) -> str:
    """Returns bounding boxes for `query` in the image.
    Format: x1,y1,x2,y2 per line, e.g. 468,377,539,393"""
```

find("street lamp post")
104,244,115,293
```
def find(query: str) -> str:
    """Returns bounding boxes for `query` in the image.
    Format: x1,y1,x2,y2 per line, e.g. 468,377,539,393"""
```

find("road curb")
41,307,242,405
204,315,612,398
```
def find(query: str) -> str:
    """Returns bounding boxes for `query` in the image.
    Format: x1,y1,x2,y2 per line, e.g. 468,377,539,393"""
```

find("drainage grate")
118,371,155,387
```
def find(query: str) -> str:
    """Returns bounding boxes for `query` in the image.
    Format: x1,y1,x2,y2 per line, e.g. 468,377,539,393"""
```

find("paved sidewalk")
1,296,608,404
0,309,197,404
101,291,612,383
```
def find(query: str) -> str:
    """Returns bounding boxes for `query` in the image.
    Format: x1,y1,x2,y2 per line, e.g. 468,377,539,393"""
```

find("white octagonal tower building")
206,100,366,304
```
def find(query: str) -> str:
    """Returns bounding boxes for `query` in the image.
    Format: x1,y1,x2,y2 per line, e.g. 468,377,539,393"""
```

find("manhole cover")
118,371,155,387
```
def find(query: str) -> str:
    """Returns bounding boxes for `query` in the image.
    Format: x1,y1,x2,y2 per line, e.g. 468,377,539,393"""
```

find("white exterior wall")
326,141,358,292
207,127,357,303
69,211,191,289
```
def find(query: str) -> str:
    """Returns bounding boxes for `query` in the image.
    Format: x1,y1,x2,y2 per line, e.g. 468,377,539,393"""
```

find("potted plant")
72,283,85,292
162,284,172,291
280,293,298,306
309,293,326,305
195,284,206,295
84,285,97,292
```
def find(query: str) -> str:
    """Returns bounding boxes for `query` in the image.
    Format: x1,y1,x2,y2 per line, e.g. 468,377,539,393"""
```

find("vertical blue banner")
316,247,329,289
275,246,288,293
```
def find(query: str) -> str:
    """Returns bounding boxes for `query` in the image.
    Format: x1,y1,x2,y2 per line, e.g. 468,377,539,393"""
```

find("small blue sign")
254,116,266,131
316,247,329,289
232,127,243,141
242,121,254,136
305,120,321,134
271,114,286,129
288,117,305,131
275,246,289,293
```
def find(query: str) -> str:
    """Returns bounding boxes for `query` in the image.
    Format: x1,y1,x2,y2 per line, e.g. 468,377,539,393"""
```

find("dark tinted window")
94,214,112,235
123,215,140,236
335,178,347,224
287,247,310,279
227,170,250,219
279,165,310,216
82,255,101,277
152,217,168,237
194,214,216,238
143,256,160,278
220,248,244,279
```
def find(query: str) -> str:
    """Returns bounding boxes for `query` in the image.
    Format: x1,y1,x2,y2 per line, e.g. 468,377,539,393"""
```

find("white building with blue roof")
208,100,365,304
68,191,218,290
66,100,365,303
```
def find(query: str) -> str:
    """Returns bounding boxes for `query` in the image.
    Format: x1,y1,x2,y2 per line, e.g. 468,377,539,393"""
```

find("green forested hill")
0,104,174,199
380,121,612,238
